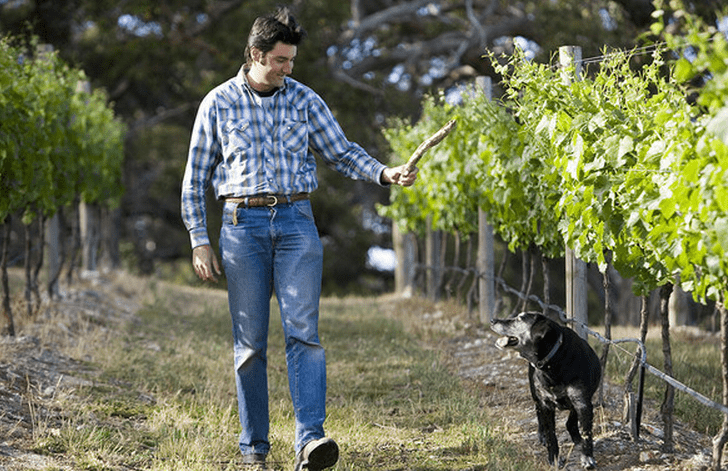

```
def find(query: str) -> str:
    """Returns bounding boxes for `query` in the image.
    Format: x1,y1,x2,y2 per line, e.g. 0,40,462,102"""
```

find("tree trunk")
459,236,473,303
24,221,32,317
521,246,536,313
66,202,80,284
624,295,649,440
47,208,65,299
31,215,45,311
599,253,613,406
444,231,461,299
542,256,550,317
660,283,674,452
1,217,15,337
512,250,529,316
712,301,728,471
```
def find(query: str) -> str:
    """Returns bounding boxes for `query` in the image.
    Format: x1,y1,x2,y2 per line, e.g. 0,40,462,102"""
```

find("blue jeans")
219,200,326,456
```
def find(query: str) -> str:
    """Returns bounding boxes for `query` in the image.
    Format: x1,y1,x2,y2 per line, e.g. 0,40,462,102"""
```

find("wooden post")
79,201,100,274
560,46,588,339
393,223,416,297
425,214,441,301
75,80,102,276
668,280,689,326
100,207,121,270
38,45,62,296
476,76,496,324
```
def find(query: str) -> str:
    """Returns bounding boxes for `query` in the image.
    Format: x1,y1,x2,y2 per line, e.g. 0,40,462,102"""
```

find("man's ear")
251,47,263,63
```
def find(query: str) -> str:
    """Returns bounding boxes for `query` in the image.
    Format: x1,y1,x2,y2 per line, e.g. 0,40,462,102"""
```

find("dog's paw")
580,455,596,469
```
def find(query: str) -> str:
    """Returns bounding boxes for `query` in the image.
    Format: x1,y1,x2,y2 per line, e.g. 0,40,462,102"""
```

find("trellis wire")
496,268,728,417
411,259,728,418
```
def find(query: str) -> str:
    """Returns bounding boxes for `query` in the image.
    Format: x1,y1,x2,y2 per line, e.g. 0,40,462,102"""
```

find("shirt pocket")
221,119,252,164
281,109,308,155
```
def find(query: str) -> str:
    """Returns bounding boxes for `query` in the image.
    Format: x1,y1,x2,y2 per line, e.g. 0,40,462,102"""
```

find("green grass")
32,281,540,471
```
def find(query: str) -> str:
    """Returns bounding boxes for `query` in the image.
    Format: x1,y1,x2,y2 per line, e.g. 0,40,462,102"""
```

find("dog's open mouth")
495,336,519,349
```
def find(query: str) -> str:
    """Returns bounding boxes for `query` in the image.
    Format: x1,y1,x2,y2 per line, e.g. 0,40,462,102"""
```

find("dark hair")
245,6,307,65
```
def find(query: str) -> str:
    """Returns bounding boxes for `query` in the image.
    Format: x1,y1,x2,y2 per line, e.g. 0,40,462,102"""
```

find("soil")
0,273,717,470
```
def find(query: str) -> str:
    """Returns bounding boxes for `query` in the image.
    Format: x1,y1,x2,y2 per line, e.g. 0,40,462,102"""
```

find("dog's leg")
573,398,596,470
531,367,561,466
529,366,549,449
537,404,559,466
566,409,583,445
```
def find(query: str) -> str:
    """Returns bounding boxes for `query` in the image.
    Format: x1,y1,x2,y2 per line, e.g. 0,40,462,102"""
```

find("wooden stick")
403,119,457,175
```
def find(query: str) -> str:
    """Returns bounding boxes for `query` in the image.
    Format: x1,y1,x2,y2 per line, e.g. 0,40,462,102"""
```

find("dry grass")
2,269,719,470
2,272,540,470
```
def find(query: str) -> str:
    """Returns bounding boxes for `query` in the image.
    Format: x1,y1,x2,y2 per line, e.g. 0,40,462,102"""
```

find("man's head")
245,7,306,67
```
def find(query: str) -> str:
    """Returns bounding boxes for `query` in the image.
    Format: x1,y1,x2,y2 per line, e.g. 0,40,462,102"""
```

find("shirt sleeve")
181,93,221,249
306,92,388,185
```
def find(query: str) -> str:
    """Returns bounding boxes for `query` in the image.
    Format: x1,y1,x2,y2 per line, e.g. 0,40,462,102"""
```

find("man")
180,6,417,470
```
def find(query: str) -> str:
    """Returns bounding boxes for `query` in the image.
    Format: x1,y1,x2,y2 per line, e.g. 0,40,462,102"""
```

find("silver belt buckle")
266,195,278,207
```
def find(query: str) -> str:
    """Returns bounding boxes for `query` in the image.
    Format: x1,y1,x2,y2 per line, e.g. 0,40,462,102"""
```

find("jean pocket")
293,200,315,222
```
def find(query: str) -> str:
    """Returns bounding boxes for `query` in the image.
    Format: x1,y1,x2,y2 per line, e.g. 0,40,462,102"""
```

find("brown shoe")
293,437,339,471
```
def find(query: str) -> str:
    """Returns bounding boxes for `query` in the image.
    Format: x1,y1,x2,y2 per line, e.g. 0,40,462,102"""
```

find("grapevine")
380,8,728,305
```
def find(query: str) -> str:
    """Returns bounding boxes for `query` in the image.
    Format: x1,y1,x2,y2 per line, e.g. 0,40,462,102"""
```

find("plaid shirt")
181,66,388,249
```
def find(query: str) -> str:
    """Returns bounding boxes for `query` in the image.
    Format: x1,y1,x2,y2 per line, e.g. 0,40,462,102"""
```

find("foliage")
0,37,125,223
380,6,728,304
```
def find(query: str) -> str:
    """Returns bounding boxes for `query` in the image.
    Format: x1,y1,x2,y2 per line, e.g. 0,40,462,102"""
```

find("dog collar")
535,333,563,369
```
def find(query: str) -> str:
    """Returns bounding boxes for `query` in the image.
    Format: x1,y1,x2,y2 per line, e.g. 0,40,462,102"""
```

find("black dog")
490,311,601,469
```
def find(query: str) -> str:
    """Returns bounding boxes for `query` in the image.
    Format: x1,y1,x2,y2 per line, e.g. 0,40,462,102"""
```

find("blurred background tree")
1,0,722,293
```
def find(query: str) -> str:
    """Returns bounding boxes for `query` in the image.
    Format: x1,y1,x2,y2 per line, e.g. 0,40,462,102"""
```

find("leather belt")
226,193,309,225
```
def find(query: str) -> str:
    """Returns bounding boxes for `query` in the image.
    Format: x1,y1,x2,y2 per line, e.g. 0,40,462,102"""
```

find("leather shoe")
294,437,339,471
242,453,267,469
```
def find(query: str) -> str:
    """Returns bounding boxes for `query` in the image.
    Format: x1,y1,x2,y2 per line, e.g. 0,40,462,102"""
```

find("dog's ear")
531,317,560,356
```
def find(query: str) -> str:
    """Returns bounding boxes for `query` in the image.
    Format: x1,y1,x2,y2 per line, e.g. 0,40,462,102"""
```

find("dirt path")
0,275,718,470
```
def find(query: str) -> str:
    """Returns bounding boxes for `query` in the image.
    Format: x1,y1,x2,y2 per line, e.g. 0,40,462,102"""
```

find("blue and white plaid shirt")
181,66,388,249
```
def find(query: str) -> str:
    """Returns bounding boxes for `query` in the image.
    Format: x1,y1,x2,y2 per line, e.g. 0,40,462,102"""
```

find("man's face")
250,41,297,91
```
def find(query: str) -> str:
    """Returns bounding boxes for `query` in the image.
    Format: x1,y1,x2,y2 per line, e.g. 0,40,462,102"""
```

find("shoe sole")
301,439,339,471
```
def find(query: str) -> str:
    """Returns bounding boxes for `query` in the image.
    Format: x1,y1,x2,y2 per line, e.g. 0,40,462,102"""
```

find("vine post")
475,75,496,324
425,214,442,301
37,44,62,299
75,79,102,275
79,200,100,273
393,223,416,298
559,45,588,339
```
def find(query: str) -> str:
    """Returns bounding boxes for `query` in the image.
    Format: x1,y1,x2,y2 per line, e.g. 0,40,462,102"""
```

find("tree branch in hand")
403,119,457,176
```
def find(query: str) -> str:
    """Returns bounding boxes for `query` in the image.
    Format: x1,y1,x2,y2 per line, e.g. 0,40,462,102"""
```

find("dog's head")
490,311,562,365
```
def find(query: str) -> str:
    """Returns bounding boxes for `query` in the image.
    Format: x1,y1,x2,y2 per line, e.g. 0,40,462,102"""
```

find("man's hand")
192,244,222,282
382,164,418,187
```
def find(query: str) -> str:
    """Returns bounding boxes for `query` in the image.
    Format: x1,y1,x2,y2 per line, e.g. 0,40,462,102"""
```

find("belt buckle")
266,195,278,207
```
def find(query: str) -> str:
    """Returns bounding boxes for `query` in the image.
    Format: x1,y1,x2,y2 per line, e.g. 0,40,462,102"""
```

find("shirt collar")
236,65,288,97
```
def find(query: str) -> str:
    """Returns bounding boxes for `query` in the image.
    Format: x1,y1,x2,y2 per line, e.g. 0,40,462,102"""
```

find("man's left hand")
382,165,418,187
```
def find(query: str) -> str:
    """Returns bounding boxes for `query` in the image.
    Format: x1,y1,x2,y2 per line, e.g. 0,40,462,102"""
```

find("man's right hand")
192,244,222,282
